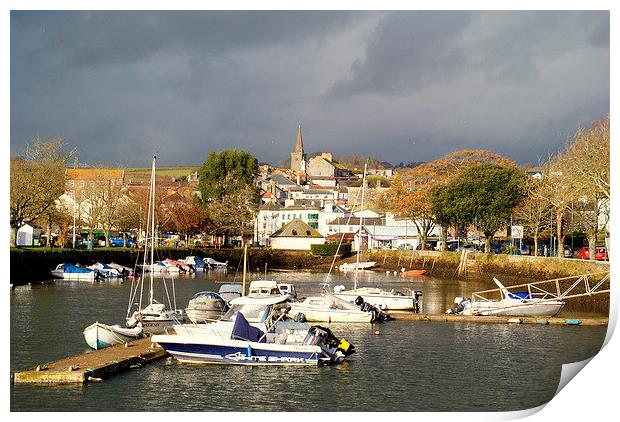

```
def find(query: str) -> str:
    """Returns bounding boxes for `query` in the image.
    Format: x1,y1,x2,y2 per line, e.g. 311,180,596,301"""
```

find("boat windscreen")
222,304,270,322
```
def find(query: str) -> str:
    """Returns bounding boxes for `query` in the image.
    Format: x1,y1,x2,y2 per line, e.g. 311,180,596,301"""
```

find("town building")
307,152,350,178
269,219,325,251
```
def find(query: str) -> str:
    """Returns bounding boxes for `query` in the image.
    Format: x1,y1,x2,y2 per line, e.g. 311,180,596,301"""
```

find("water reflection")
10,270,608,412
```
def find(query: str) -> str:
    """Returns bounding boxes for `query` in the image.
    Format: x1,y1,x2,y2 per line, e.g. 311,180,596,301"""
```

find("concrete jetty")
388,312,608,326
13,338,165,384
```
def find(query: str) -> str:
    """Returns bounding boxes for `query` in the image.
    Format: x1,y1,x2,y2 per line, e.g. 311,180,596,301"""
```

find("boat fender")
247,345,253,357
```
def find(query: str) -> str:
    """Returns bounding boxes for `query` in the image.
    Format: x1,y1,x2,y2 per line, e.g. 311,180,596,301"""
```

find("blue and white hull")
152,335,323,365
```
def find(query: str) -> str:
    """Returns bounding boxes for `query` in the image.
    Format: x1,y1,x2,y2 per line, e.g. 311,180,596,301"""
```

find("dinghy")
83,322,144,350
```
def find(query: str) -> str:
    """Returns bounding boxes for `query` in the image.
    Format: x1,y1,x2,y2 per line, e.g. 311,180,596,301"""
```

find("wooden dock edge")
13,339,167,385
388,312,608,326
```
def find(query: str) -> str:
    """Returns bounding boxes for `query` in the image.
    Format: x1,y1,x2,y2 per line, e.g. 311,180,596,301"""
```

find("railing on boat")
471,272,610,304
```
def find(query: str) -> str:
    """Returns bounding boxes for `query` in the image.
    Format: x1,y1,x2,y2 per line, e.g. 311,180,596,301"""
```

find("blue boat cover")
231,312,265,343
191,257,205,268
63,263,92,273
508,292,531,300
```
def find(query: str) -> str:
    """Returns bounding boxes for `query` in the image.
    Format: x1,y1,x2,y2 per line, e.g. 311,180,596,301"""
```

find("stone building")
307,152,349,177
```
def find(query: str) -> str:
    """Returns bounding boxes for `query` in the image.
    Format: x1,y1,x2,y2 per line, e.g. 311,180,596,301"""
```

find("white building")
255,204,321,246
270,219,325,250
16,224,43,246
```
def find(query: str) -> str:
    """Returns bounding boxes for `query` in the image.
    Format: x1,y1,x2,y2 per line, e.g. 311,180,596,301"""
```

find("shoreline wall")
11,247,608,285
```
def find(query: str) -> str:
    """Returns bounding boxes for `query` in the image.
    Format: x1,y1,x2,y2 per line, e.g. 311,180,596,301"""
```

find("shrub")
311,243,352,256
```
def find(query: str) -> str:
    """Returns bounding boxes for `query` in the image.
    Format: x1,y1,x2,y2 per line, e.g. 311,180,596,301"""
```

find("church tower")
290,124,306,173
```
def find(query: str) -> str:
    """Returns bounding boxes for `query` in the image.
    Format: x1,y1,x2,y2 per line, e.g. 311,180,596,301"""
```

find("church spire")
294,123,304,154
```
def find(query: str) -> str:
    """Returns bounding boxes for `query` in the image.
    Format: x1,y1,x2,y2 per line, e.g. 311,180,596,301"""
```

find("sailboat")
332,163,422,312
125,154,186,334
338,163,376,272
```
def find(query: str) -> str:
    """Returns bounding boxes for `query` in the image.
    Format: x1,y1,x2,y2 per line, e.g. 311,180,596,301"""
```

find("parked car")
398,243,414,250
109,237,137,247
575,247,608,260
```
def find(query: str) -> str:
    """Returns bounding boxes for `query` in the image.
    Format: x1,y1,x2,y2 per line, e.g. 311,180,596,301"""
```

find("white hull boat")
51,264,96,281
289,294,373,323
127,303,186,334
204,257,228,268
333,287,421,311
83,322,143,350
339,261,377,272
185,291,228,323
452,278,565,317
152,295,355,366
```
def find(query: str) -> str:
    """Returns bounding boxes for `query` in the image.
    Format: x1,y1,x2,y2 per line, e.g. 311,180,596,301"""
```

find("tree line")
10,116,609,258
389,116,610,258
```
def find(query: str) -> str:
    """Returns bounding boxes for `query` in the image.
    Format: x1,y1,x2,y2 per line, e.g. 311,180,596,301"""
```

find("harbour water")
11,270,607,412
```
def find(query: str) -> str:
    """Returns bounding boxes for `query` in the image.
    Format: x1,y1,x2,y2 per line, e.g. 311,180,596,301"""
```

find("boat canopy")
230,312,266,343
63,263,93,273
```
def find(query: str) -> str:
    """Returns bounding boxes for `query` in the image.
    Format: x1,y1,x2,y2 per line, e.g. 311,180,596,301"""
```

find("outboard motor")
307,326,356,362
413,290,423,314
355,296,392,323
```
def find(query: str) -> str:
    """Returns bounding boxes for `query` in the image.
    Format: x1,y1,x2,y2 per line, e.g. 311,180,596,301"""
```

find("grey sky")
10,11,609,167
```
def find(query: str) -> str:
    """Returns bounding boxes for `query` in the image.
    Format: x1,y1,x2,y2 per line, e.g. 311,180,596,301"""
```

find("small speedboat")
180,256,206,271
87,262,122,278
163,258,192,273
83,322,144,350
152,295,356,366
448,278,565,317
185,291,228,323
204,257,228,268
288,293,374,323
338,261,377,272
51,263,97,281
333,285,423,312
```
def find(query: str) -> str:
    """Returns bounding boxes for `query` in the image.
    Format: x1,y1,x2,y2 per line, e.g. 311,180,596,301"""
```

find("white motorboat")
288,292,374,323
87,262,122,278
180,256,206,271
163,258,192,273
338,261,377,271
204,257,228,268
152,295,356,366
333,285,422,312
185,291,228,323
107,262,133,277
450,278,565,317
83,322,144,350
51,263,97,281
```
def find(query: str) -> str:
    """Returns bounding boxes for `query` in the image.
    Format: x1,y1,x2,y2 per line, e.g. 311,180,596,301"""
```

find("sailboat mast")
149,154,156,305
354,162,368,290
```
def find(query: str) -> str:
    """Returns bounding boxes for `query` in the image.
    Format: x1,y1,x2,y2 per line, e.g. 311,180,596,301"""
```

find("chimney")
296,175,300,185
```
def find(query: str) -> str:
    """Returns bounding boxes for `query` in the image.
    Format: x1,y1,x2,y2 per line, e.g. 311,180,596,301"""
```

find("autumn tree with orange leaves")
390,150,517,250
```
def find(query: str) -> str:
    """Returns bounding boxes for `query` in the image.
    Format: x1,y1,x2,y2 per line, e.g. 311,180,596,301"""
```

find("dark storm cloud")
10,11,609,167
